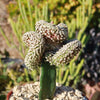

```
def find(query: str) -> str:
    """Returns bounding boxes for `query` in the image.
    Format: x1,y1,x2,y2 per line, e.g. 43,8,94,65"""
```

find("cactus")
35,20,68,43
23,20,81,99
45,39,81,66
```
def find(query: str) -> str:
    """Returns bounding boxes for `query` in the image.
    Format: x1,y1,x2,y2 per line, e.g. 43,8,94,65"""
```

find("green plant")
0,58,38,94
23,20,82,99
57,58,85,88
0,60,11,97
7,68,38,85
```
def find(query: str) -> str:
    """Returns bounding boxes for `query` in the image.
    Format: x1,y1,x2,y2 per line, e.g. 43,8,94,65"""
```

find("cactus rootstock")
22,20,82,99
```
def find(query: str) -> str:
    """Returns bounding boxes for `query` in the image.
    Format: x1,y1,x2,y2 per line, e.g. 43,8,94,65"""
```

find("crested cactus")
23,20,82,100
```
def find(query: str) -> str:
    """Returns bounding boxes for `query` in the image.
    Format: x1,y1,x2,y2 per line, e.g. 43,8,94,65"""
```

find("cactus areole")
22,20,82,100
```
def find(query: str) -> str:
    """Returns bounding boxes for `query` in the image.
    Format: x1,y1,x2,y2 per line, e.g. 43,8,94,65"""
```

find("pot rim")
7,91,13,100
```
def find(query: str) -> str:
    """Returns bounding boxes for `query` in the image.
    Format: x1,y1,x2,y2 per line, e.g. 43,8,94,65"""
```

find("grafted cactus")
23,20,82,100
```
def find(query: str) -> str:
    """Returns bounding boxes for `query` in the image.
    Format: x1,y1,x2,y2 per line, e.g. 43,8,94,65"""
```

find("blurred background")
0,0,100,100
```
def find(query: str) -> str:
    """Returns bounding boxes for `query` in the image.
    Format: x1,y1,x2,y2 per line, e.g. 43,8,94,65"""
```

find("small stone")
75,89,83,97
72,96,79,100
10,97,16,100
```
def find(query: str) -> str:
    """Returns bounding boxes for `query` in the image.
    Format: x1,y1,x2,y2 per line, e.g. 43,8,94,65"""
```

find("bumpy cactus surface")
35,20,68,43
45,39,81,66
23,31,45,70
23,20,81,100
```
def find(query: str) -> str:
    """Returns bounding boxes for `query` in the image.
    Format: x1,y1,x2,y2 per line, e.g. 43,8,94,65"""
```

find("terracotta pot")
7,91,13,100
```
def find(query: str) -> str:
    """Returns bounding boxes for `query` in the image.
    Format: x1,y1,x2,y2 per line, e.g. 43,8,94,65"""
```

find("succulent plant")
45,39,81,66
22,31,45,70
35,20,68,43
23,20,81,99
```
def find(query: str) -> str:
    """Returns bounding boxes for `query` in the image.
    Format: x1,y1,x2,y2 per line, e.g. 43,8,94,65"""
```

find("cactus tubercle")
23,31,45,70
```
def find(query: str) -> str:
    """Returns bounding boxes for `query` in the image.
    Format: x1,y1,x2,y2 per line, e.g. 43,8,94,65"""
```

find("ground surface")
0,0,21,58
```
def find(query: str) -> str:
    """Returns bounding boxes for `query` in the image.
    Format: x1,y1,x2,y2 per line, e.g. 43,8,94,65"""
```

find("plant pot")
7,91,13,100
7,82,88,100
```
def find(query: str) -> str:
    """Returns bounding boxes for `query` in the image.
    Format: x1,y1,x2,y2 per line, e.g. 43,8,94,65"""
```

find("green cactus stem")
39,61,56,100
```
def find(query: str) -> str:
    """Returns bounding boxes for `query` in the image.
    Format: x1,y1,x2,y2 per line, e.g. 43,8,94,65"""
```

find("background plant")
56,0,93,87
79,1,100,84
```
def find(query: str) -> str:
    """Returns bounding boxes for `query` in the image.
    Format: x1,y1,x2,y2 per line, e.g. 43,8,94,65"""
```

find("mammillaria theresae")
22,20,82,100
35,20,68,52
35,20,68,43
45,39,81,66
22,31,45,70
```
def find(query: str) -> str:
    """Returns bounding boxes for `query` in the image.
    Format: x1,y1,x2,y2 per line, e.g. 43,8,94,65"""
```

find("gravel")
9,82,88,100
